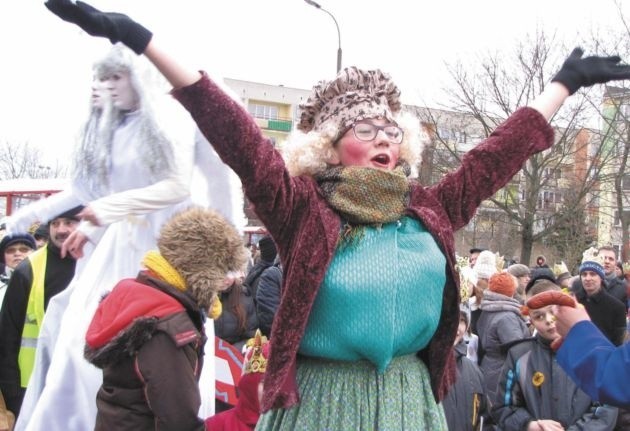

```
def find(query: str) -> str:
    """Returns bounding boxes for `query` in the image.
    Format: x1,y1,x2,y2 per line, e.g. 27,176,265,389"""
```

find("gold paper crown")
495,252,505,272
243,330,269,374
455,254,472,303
553,261,569,277
581,247,605,266
623,262,630,273
28,222,40,235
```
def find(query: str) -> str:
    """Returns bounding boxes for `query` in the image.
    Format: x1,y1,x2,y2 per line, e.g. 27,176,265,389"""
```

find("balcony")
252,116,293,133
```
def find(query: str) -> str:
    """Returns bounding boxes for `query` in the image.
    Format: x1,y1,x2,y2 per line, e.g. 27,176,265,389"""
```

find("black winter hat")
258,235,277,263
525,267,557,294
49,205,84,224
34,224,50,240
0,233,36,263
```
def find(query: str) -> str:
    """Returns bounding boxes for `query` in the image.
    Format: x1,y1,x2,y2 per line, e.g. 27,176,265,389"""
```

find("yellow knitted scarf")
141,250,223,319
142,250,187,292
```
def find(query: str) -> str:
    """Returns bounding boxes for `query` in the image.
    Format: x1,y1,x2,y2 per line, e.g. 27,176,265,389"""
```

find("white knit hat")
474,250,497,280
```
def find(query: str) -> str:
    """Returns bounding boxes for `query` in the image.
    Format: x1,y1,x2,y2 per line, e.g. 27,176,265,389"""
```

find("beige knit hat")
297,66,401,135
474,250,498,280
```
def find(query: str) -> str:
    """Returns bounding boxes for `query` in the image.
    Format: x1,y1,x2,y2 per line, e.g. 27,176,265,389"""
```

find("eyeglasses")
343,123,404,144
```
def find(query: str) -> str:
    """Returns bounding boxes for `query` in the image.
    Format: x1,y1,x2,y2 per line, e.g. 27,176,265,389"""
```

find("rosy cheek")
338,140,368,166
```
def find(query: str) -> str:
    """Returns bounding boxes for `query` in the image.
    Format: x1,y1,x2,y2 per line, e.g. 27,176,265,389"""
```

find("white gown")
13,111,244,430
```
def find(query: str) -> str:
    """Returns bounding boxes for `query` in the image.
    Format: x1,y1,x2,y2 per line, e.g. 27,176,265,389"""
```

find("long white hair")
71,44,176,200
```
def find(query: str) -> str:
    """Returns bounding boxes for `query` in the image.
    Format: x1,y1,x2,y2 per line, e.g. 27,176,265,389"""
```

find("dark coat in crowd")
255,262,282,338
572,284,627,346
0,242,76,416
476,291,530,400
214,284,259,351
442,341,489,431
493,335,618,430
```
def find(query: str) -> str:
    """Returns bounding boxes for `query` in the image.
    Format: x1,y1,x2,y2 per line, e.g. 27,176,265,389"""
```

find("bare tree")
0,140,67,180
417,31,617,265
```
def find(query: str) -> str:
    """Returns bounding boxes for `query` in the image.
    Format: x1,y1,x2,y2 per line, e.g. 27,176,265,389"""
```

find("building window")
248,103,279,120
537,191,563,210
544,168,562,180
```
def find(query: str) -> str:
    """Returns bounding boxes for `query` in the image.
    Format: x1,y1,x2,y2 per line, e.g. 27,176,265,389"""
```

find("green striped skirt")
256,354,447,430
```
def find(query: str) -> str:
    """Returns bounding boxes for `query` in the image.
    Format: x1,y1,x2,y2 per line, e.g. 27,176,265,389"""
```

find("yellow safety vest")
17,245,47,388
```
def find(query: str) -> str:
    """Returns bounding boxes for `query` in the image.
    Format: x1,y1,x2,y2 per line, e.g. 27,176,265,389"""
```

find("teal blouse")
298,216,446,372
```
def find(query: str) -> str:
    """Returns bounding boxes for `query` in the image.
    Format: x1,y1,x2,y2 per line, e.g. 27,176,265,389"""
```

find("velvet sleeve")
430,107,555,230
172,73,308,247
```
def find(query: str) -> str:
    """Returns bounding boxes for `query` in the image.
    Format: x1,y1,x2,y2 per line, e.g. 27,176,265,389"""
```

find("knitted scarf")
142,250,187,292
141,250,223,319
316,165,410,247
479,290,523,315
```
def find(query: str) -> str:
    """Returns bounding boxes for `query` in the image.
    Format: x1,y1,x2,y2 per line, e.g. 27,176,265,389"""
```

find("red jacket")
204,373,262,431
85,273,206,430
173,74,554,412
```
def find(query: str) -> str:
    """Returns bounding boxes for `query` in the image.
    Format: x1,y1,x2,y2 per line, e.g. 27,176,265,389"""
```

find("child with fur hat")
83,207,248,430
476,272,530,402
45,2,630,428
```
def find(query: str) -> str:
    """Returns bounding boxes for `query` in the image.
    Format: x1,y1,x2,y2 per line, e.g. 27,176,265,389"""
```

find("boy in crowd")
492,280,618,430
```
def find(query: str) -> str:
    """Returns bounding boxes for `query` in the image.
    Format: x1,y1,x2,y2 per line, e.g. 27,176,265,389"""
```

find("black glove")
44,0,152,55
552,47,630,95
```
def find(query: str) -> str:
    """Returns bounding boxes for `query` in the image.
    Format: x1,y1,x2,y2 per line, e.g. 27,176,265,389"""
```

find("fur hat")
0,233,36,263
507,263,530,278
488,272,517,297
297,66,401,134
157,207,249,310
474,250,497,280
257,235,277,263
579,247,606,281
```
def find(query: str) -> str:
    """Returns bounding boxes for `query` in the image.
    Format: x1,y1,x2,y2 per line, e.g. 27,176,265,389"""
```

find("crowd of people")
0,1,630,430
448,245,630,430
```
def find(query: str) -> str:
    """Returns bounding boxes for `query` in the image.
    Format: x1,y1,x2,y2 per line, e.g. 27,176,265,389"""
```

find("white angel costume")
11,45,244,430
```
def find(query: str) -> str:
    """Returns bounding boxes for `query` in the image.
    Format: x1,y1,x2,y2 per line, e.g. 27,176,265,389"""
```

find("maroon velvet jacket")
173,73,554,412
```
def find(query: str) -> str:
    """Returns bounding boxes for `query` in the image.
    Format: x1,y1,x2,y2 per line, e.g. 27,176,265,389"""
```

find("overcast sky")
1,0,628,167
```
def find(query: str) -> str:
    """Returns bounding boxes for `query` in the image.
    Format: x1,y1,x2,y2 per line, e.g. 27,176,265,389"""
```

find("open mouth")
371,154,391,167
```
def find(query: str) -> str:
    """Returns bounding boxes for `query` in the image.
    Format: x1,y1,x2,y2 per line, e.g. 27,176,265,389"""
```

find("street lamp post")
304,0,342,73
